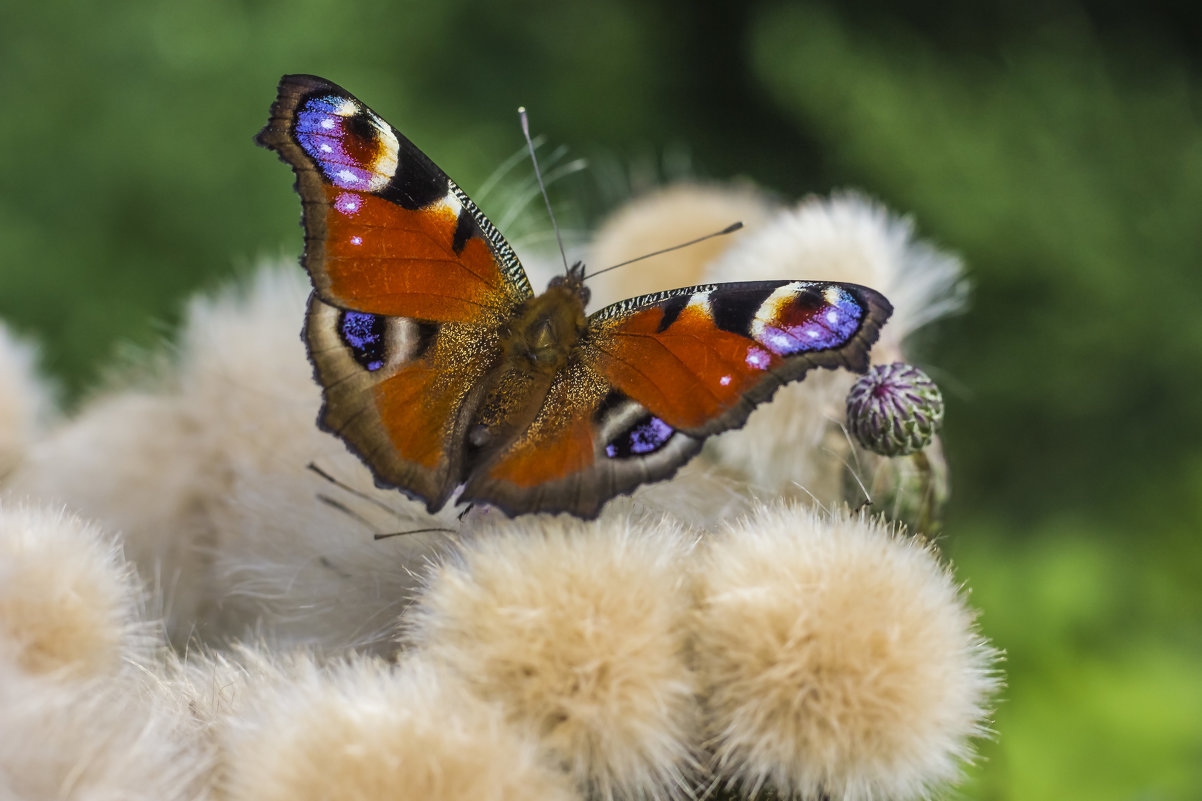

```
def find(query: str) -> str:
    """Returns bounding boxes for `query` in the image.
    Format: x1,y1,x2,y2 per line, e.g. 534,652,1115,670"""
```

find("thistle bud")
846,362,944,457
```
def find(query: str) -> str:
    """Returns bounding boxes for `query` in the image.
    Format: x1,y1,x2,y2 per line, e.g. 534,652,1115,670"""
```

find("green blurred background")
3,0,1199,797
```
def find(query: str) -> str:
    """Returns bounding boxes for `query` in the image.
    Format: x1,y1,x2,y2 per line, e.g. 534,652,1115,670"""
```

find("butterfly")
256,75,892,519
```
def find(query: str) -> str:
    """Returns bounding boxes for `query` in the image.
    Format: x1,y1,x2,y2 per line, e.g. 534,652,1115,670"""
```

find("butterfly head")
547,261,590,308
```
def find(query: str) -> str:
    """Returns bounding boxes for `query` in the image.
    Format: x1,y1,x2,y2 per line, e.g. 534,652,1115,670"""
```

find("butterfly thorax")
503,275,588,371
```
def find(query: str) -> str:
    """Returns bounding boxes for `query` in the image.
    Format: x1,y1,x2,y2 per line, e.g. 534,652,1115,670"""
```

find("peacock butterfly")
256,75,892,518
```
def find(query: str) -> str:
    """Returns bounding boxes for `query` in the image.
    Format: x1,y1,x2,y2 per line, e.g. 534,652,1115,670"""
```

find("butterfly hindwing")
256,74,533,321
460,364,704,518
305,294,506,511
462,280,891,517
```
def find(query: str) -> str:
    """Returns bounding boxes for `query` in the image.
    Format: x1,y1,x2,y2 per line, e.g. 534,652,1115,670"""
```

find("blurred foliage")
1,0,1199,798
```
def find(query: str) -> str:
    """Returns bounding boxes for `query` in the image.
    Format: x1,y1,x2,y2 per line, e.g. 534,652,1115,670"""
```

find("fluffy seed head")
846,362,945,457
408,515,700,801
0,502,148,677
7,264,448,652
221,655,574,801
0,658,208,801
5,391,215,646
693,505,999,801
175,264,449,651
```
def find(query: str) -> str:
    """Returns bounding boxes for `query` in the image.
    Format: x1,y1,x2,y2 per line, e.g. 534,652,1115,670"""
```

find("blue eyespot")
760,287,864,355
605,414,675,458
339,310,386,372
295,95,376,190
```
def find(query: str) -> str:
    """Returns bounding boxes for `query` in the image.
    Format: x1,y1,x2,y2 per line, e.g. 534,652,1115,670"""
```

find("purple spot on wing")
605,415,675,458
745,345,772,370
630,417,673,453
339,310,386,372
334,192,361,215
295,96,374,190
760,325,805,354
760,288,864,354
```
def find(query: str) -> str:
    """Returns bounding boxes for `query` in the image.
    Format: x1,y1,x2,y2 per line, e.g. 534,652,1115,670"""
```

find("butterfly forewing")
256,74,533,320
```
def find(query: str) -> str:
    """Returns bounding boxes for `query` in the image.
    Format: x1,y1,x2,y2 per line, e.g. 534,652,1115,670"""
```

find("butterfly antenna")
519,106,571,274
583,222,744,280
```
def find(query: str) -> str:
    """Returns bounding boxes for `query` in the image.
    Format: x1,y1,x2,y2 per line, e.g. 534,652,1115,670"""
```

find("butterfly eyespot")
604,414,676,459
294,94,399,192
749,283,865,356
338,310,387,372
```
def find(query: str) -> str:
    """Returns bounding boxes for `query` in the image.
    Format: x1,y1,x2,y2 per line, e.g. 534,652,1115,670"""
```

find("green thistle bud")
846,362,944,457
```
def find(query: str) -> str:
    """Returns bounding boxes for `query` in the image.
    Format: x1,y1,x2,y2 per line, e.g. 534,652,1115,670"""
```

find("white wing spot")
320,118,336,130
365,118,400,187
746,346,771,370
826,310,839,323
432,192,464,217
719,375,732,386
767,331,792,350
336,169,360,184
349,236,363,246
688,289,714,315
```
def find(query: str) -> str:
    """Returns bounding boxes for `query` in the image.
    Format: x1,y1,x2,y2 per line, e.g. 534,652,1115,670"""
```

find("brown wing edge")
256,75,342,300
